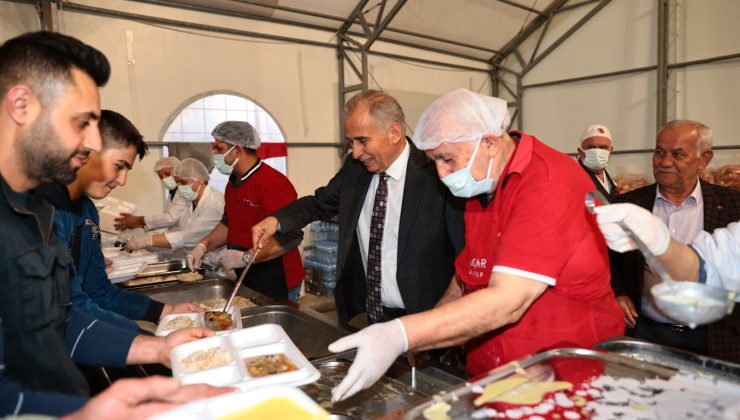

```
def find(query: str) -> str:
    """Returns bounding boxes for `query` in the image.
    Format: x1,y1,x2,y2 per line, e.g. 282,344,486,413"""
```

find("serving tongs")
203,249,260,331
585,191,735,327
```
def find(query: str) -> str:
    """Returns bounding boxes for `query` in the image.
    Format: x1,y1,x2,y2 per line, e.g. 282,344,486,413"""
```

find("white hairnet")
173,158,210,182
211,121,261,149
412,88,511,151
153,156,180,172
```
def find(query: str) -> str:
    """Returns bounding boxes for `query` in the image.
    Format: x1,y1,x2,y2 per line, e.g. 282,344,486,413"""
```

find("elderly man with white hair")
608,119,740,362
125,158,225,251
327,88,623,402
114,156,189,231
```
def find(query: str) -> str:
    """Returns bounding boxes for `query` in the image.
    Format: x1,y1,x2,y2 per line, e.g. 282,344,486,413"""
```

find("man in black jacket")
252,90,465,327
577,124,619,201
610,119,740,362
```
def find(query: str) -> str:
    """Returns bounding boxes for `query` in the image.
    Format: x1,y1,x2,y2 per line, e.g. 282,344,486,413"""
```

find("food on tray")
180,347,231,373
244,353,298,377
196,296,255,310
176,271,203,282
423,397,452,420
204,311,234,331
217,397,329,420
163,315,193,330
473,377,573,406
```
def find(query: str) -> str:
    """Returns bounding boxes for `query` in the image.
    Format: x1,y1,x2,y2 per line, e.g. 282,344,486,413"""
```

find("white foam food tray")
156,307,242,337
151,385,329,420
170,324,320,390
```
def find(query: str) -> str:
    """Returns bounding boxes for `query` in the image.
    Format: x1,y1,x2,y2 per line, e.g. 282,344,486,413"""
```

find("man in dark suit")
252,90,465,327
611,119,740,363
577,124,619,201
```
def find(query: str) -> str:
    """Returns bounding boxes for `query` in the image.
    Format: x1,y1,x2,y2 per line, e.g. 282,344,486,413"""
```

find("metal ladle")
585,191,735,328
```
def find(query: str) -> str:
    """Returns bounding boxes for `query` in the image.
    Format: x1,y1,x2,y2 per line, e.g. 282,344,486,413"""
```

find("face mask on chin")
213,145,240,175
581,148,610,170
441,136,494,198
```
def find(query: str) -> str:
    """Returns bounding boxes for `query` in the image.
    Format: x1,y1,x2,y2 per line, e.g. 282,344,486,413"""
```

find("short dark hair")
99,110,148,160
0,31,110,107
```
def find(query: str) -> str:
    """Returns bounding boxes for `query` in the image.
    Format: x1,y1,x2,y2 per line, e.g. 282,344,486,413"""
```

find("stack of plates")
106,250,159,283
93,196,136,233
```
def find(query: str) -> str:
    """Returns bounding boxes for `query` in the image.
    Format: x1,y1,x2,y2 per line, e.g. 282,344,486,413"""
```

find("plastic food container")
152,385,329,420
170,324,320,390
156,306,242,337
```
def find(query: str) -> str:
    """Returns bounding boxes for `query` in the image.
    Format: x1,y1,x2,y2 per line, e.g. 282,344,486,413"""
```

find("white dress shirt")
356,141,410,309
164,186,225,249
643,180,704,322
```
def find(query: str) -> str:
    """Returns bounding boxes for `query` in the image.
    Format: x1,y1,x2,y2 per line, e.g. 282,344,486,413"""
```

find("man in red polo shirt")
328,89,623,402
186,121,303,301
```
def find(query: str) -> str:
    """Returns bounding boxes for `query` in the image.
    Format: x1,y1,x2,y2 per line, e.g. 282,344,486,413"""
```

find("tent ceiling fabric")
138,0,565,61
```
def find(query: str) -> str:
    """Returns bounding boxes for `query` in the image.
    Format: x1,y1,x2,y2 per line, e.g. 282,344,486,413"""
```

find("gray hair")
346,90,406,135
661,119,713,155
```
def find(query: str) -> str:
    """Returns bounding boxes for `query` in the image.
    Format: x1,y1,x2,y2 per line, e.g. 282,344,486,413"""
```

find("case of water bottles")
304,221,339,297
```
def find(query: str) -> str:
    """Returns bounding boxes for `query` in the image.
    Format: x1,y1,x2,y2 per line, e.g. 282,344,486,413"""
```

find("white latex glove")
218,249,247,271
328,318,408,402
594,203,671,255
186,243,207,271
124,235,152,252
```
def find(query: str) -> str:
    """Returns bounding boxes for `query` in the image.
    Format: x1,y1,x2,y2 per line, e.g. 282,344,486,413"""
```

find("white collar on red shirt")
239,160,262,182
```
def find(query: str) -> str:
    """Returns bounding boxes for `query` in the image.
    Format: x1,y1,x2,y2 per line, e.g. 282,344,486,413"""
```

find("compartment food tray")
170,323,320,390
151,385,329,420
155,306,242,336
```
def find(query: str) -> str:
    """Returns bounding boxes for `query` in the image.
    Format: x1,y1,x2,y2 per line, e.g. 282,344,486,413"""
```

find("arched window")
162,92,287,192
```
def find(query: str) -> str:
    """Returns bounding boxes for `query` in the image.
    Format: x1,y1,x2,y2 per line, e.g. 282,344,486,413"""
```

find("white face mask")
441,136,494,198
581,148,610,170
161,176,177,190
177,182,201,201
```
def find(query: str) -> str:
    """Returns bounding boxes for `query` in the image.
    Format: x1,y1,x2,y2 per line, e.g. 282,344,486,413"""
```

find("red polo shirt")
455,131,623,374
224,162,303,292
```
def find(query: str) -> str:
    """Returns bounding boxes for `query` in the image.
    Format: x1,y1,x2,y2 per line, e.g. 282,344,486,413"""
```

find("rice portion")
180,347,231,373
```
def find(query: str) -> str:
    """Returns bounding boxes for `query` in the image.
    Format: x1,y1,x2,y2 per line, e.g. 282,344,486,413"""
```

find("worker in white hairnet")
185,121,304,302
125,158,224,251
114,156,189,231
327,88,623,402
595,203,740,294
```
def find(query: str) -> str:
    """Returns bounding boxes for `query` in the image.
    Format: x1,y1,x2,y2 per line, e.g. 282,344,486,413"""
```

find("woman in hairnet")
326,89,623,402
114,156,189,232
125,158,224,251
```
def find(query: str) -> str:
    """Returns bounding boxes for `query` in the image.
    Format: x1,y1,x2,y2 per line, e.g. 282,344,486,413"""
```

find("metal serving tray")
302,351,465,420
405,347,740,420
240,305,348,361
136,259,189,277
132,278,274,307
595,337,740,382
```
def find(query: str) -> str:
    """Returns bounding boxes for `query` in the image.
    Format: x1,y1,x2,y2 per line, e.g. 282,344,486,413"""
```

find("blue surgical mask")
213,145,239,175
441,137,494,198
177,182,200,201
161,176,177,191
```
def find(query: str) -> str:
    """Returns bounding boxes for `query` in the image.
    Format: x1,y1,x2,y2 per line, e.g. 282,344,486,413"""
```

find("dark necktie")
366,173,388,323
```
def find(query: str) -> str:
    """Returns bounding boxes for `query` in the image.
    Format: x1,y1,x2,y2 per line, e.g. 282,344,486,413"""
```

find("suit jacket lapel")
347,168,373,241
397,143,425,259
